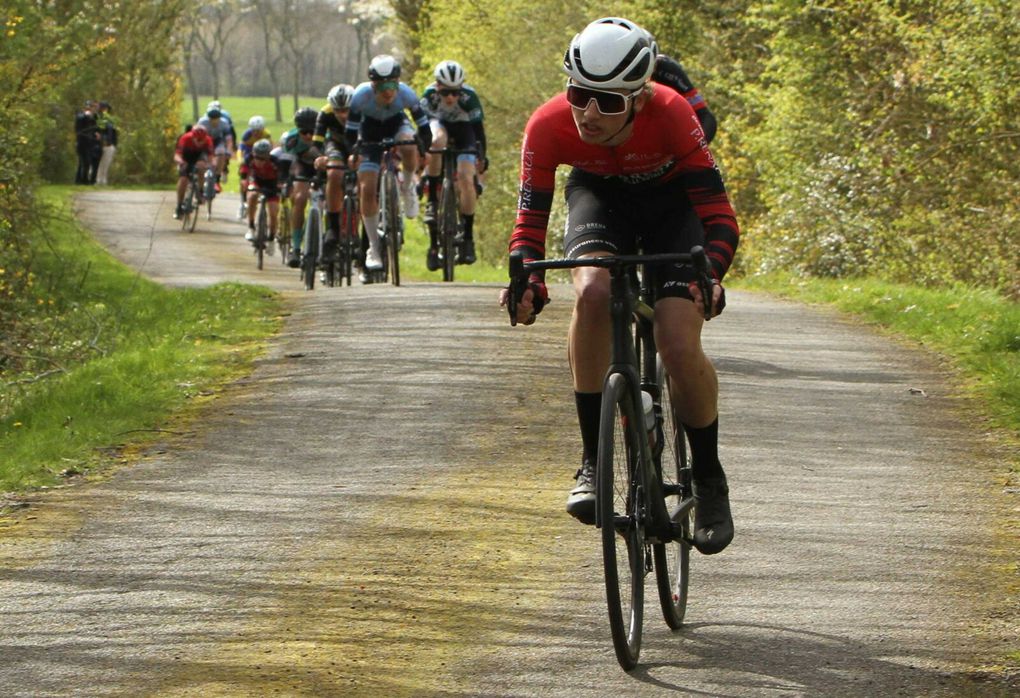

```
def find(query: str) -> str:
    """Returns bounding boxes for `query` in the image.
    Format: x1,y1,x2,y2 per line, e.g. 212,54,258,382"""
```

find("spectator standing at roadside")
74,100,101,184
95,102,118,186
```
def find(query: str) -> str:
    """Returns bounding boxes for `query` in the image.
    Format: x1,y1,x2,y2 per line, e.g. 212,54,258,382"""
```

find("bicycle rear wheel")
652,355,693,629
302,209,319,290
598,371,645,671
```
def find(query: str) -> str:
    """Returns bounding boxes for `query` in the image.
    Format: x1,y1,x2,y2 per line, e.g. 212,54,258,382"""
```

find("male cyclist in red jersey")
173,124,214,219
243,139,283,246
500,17,739,555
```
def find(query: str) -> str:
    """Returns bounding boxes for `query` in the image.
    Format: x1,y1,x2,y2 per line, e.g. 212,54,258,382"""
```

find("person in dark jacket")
74,100,101,184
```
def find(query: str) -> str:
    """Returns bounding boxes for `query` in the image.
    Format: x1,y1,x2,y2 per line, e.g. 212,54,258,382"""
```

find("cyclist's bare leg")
567,258,614,393
268,199,279,238
654,296,731,554
653,297,717,428
290,180,310,233
176,175,188,207
398,142,419,184
457,160,477,215
358,169,382,265
246,188,258,229
426,127,447,178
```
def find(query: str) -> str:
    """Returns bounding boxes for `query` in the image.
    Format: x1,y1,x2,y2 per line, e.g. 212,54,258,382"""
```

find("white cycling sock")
364,213,380,246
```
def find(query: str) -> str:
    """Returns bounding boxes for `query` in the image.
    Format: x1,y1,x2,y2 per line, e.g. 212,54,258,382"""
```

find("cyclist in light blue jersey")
196,107,235,192
344,54,432,271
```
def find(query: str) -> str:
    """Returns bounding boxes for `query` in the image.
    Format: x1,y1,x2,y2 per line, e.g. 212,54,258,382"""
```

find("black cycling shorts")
563,169,705,302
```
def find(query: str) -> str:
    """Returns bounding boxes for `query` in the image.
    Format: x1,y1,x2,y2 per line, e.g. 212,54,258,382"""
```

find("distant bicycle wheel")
255,199,268,270
598,372,645,671
302,211,319,290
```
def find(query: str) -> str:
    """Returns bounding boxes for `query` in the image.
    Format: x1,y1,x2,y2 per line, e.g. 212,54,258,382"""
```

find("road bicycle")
331,168,361,287
357,138,413,286
249,185,276,271
426,146,476,282
508,246,714,670
179,168,205,233
299,174,326,290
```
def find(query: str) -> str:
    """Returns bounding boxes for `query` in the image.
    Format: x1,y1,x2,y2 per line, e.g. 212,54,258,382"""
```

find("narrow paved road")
0,190,1014,696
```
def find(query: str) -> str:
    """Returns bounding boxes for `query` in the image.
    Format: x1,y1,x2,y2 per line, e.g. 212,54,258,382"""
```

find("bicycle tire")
385,172,401,287
440,172,457,282
278,198,292,263
341,196,357,286
652,355,693,630
187,179,200,233
180,185,194,233
303,208,319,290
256,200,268,270
598,371,645,671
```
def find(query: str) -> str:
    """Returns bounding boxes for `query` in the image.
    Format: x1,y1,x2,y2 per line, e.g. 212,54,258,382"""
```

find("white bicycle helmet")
248,115,265,130
327,83,355,110
434,60,466,88
563,17,657,90
368,55,401,81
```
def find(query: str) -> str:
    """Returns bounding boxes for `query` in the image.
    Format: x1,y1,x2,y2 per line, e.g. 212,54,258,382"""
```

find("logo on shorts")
573,222,606,233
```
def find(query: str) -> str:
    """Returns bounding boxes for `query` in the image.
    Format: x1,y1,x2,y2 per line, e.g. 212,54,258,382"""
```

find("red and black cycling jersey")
175,130,214,158
246,155,281,187
510,88,739,280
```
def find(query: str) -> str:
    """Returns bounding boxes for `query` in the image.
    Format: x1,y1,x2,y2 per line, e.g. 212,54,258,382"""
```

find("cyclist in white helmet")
237,115,272,219
501,17,740,555
313,83,356,259
343,54,432,273
419,60,488,268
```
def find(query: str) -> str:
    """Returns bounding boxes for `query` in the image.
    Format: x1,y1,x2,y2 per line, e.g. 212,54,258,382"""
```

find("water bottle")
641,391,656,446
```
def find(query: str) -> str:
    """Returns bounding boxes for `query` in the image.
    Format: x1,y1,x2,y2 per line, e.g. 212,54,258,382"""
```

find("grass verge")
0,186,283,493
736,273,1020,468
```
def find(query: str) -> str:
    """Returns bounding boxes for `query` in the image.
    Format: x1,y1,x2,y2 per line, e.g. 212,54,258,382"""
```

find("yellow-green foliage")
401,0,1018,294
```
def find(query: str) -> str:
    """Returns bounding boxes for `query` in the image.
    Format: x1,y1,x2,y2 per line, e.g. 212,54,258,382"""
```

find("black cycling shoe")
173,205,183,220
693,476,734,555
287,249,301,269
426,247,440,271
457,240,476,265
566,459,596,525
322,230,338,260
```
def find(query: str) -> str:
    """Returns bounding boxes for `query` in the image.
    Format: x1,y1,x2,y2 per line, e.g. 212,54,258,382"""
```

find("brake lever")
507,250,525,327
690,246,713,321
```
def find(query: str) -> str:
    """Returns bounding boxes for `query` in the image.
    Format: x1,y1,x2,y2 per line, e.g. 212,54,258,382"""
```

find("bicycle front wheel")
384,172,401,286
256,201,267,270
302,210,319,290
598,371,645,671
652,355,693,629
440,174,457,282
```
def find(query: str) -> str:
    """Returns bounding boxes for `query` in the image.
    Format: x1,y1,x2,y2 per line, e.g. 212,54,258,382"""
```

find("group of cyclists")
174,17,740,556
173,55,486,278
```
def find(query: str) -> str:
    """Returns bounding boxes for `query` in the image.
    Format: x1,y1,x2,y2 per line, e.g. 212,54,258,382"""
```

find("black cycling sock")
684,418,724,480
427,175,441,203
327,212,340,235
461,214,474,240
575,391,602,463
